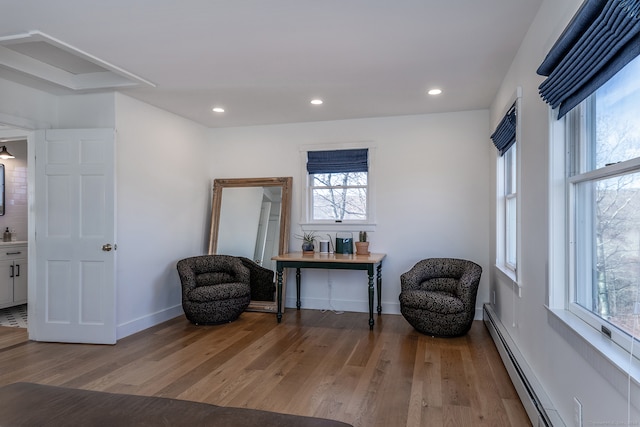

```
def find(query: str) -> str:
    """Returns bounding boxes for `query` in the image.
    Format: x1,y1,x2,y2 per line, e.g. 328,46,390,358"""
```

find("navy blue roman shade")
537,0,640,118
491,103,516,156
307,148,368,174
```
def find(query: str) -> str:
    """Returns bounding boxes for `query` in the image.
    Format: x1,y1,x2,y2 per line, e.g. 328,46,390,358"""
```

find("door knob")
102,244,113,252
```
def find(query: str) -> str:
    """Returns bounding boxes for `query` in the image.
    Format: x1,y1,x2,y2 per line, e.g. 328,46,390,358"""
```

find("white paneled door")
33,129,116,344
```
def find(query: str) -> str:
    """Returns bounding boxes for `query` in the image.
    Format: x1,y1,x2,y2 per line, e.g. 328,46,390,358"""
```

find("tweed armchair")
399,258,482,337
177,255,251,325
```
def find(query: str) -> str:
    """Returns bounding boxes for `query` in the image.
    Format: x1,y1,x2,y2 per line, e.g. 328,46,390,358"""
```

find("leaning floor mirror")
208,177,292,313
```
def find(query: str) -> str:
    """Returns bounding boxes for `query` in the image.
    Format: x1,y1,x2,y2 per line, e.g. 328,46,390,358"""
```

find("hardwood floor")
0,310,530,427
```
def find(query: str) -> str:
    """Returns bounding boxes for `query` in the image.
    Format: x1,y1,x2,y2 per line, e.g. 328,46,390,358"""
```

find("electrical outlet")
573,397,582,427
634,301,640,315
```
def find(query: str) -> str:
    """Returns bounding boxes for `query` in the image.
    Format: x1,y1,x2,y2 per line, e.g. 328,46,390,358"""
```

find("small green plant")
296,231,317,253
359,231,367,242
295,231,317,243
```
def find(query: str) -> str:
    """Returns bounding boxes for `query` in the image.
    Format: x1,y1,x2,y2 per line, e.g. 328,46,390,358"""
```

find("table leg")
377,263,382,315
296,268,301,310
368,271,374,329
276,266,283,323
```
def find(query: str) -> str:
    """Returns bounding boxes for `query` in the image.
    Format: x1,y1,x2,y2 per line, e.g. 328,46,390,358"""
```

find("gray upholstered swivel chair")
399,258,482,337
177,255,251,325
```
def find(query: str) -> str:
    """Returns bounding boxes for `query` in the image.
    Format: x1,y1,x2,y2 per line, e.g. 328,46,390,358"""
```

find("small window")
497,143,518,275
310,170,367,221
492,97,519,278
302,146,374,226
504,145,517,270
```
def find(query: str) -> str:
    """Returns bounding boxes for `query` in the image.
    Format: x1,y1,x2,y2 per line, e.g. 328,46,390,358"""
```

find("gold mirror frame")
208,177,292,313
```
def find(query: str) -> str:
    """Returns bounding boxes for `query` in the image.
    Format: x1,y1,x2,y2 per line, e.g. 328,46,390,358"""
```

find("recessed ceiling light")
427,89,442,96
212,107,225,113
310,99,323,105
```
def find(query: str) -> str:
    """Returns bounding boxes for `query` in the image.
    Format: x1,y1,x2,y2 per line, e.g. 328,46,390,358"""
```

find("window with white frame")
301,146,375,227
503,144,517,271
565,55,640,347
540,0,640,356
492,100,519,277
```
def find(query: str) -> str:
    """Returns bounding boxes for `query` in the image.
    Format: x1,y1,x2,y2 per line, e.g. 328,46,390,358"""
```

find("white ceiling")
0,0,542,128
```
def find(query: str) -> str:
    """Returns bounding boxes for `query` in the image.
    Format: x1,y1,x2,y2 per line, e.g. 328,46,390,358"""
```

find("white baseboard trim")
483,303,565,427
116,304,183,340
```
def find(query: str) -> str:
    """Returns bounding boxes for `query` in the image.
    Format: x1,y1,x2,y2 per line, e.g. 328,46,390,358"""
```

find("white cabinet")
0,243,27,309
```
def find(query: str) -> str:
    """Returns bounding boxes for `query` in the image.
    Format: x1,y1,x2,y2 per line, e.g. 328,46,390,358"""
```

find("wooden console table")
271,252,386,329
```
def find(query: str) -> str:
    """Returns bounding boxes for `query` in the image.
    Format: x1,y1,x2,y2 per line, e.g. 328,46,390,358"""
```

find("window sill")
494,263,521,292
300,223,377,233
546,307,640,396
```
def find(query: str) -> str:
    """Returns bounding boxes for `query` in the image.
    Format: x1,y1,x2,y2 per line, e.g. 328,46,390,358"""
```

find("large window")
566,54,640,347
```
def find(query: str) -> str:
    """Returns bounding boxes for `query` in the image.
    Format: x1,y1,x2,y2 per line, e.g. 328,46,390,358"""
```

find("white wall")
209,111,492,316
0,78,58,129
57,93,116,129
490,0,640,424
114,93,210,338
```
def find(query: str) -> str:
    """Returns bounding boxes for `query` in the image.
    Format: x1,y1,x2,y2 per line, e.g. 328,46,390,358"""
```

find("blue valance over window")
307,148,368,174
490,103,516,156
537,0,640,118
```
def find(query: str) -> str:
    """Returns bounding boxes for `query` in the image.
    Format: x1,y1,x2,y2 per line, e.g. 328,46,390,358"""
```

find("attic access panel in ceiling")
0,30,155,92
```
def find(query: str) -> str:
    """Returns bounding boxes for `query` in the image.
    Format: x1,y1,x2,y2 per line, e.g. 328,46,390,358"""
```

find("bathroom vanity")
0,242,27,309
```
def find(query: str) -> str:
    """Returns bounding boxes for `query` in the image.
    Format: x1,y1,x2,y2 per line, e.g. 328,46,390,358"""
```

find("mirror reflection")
209,177,292,312
217,186,282,271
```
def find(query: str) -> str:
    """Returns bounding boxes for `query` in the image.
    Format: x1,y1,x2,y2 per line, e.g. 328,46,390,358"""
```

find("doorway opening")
0,125,32,333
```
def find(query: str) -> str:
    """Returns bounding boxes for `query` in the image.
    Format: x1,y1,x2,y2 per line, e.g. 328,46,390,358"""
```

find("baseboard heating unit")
483,304,565,427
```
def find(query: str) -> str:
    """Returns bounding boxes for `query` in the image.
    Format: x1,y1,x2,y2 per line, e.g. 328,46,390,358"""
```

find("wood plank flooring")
0,310,531,427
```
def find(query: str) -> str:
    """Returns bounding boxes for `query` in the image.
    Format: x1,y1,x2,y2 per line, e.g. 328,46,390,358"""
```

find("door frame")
0,121,36,338
2,115,118,344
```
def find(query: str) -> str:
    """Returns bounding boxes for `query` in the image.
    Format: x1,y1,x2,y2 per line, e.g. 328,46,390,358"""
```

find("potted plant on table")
295,231,317,255
355,231,370,255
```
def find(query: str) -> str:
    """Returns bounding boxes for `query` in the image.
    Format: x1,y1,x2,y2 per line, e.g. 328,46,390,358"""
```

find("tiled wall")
0,140,27,242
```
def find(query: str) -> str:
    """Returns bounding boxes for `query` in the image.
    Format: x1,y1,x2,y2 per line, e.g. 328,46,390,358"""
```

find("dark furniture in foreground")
177,255,251,325
272,252,386,329
238,256,276,302
0,382,353,427
399,257,482,337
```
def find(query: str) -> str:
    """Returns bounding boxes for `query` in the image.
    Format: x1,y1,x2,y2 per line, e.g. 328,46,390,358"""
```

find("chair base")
400,306,473,337
183,296,250,325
